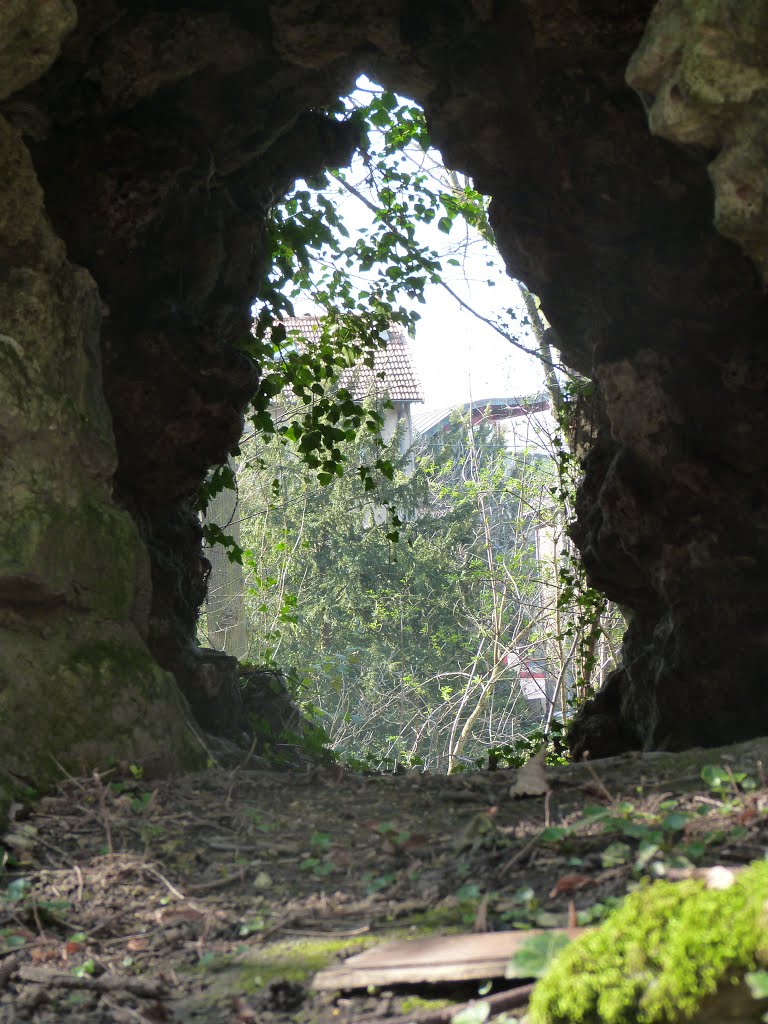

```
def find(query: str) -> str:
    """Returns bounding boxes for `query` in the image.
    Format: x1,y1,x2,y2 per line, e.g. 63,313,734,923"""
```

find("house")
281,315,424,457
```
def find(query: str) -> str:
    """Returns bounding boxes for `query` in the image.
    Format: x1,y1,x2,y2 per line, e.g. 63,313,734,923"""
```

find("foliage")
238,400,609,770
198,80,545,515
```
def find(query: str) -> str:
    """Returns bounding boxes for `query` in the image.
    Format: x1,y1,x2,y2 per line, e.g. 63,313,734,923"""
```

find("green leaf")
5,878,30,903
661,812,690,832
581,805,608,819
746,971,768,999
451,1002,490,1024
505,932,571,979
73,959,96,978
600,841,632,868
539,827,566,842
701,764,729,790
633,841,661,873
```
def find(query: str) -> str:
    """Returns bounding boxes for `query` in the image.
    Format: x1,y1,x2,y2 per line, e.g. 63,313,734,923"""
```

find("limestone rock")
627,0,768,282
0,0,76,101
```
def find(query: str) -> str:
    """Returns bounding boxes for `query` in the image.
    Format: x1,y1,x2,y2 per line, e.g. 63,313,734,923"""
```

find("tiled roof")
279,315,424,403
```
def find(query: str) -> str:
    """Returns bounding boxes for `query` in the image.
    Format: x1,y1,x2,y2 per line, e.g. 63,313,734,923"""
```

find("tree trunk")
204,459,249,660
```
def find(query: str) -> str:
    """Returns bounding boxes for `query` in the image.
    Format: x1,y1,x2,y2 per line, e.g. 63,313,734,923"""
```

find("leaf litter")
1,738,768,1023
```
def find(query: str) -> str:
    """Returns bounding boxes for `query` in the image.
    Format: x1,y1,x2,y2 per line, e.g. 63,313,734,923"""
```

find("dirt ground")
2,738,768,1024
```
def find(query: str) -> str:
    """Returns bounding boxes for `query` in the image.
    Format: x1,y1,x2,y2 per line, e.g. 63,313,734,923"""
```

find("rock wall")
1,0,768,787
0,1,205,794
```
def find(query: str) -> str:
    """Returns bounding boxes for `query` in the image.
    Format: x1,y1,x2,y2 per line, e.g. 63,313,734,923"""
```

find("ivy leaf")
661,812,690,832
539,826,566,842
505,931,571,979
701,764,729,791
746,971,768,1000
451,1002,490,1024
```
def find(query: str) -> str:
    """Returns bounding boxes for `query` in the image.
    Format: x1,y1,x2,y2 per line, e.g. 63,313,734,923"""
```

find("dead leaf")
154,907,203,925
30,945,58,964
231,995,257,1022
549,874,594,898
126,937,149,952
143,1003,173,1023
509,749,550,798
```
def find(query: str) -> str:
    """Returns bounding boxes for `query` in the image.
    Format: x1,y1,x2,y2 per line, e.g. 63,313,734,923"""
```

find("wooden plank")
313,928,585,990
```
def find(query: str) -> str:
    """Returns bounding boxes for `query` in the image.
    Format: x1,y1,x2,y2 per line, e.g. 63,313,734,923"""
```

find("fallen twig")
16,964,168,998
100,997,156,1023
185,870,245,894
498,831,541,875
278,924,371,938
581,754,613,803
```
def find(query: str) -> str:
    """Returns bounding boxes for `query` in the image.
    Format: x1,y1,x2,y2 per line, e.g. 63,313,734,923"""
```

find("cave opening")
191,77,620,773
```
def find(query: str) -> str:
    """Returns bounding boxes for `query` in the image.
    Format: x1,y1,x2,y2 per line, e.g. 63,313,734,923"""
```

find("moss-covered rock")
0,95,205,803
529,861,768,1024
0,633,206,805
0,0,76,101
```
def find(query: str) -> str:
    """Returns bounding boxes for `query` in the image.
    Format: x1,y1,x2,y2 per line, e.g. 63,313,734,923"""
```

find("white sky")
331,180,546,416
408,256,545,415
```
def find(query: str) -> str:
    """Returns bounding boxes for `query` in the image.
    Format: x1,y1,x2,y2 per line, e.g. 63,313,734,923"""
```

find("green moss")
65,641,157,676
399,995,452,1013
0,631,206,794
188,933,376,1001
530,861,768,1024
1,492,144,620
186,919,472,1009
242,935,374,987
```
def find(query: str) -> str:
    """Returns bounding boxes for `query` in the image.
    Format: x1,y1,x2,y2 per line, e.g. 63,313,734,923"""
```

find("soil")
2,738,768,1024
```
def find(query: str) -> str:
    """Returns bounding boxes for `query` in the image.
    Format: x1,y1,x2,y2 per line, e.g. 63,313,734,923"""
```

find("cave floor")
2,739,768,1023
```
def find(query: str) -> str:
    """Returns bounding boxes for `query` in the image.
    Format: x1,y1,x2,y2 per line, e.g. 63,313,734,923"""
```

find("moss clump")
399,996,452,1014
241,935,373,987
529,861,768,1024
187,934,376,1001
